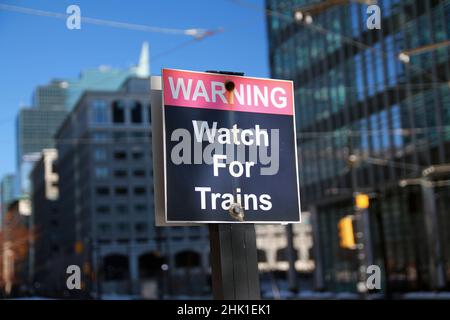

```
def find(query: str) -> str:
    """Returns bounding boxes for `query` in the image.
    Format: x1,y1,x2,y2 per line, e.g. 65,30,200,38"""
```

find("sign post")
152,69,301,299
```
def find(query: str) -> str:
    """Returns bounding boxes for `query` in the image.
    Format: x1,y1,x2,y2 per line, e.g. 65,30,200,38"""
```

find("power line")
153,28,224,61
0,3,215,38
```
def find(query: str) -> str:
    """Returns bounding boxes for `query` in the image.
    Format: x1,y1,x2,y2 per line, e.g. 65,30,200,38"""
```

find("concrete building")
30,149,75,297
54,76,210,298
16,43,150,196
266,0,450,293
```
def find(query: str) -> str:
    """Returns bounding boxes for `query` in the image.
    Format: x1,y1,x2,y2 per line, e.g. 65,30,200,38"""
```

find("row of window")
91,131,151,143
97,222,148,233
93,149,147,161
91,100,151,125
95,167,149,179
96,203,148,214
96,186,149,196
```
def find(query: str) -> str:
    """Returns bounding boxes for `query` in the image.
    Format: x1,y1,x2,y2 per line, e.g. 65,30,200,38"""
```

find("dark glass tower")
266,0,450,293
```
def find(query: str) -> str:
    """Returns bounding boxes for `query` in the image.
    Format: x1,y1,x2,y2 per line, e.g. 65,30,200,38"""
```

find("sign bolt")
229,203,245,221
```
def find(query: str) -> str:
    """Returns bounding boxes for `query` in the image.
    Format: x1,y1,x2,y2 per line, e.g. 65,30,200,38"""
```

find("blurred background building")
15,43,151,198
0,174,16,228
51,75,210,298
16,80,69,196
266,0,450,294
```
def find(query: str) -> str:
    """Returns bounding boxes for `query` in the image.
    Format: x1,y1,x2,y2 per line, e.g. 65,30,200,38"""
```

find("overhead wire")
0,3,212,37
227,0,449,84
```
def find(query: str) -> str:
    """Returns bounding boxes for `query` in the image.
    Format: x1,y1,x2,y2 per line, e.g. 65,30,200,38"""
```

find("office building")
16,109,68,195
16,79,70,195
54,76,210,298
16,43,150,196
65,42,150,110
266,0,450,293
30,149,74,297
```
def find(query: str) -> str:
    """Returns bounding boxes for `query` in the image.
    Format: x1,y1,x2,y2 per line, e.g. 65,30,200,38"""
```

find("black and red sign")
162,69,301,223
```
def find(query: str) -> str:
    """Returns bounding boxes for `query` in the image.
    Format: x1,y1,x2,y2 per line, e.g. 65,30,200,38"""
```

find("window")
135,222,148,233
134,186,146,195
134,204,147,213
114,169,127,178
365,49,375,97
359,118,369,151
115,187,128,196
113,131,127,142
132,151,144,160
94,149,107,161
147,104,152,123
379,110,390,150
95,167,108,178
370,113,381,152
98,223,111,233
385,35,397,86
133,169,145,177
117,223,129,232
391,105,403,148
93,132,108,142
116,204,128,214
96,206,110,214
354,54,364,101
96,187,109,196
92,100,108,124
112,100,126,123
114,151,127,160
131,101,143,123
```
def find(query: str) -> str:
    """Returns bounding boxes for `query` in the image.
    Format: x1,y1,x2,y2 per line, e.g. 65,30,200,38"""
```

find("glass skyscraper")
16,80,69,195
266,0,450,294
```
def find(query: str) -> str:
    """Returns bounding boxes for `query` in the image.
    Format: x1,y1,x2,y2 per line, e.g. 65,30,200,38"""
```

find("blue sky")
0,0,269,179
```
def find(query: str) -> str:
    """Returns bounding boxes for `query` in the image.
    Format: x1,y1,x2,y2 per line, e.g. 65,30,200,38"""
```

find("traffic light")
338,215,355,249
355,193,369,209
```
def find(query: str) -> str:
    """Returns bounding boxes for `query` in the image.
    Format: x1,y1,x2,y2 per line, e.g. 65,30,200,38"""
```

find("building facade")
16,79,70,195
30,149,74,297
0,174,16,229
266,0,450,293
54,77,210,298
16,44,150,197
1,197,32,296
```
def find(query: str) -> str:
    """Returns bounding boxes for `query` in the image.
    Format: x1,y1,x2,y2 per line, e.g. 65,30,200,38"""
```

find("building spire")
135,42,150,77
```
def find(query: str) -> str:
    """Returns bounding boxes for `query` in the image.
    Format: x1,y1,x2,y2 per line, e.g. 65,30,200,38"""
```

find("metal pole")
208,224,260,299
286,224,298,292
421,178,445,290
348,130,368,298
310,205,325,291
374,195,391,299
207,70,260,300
